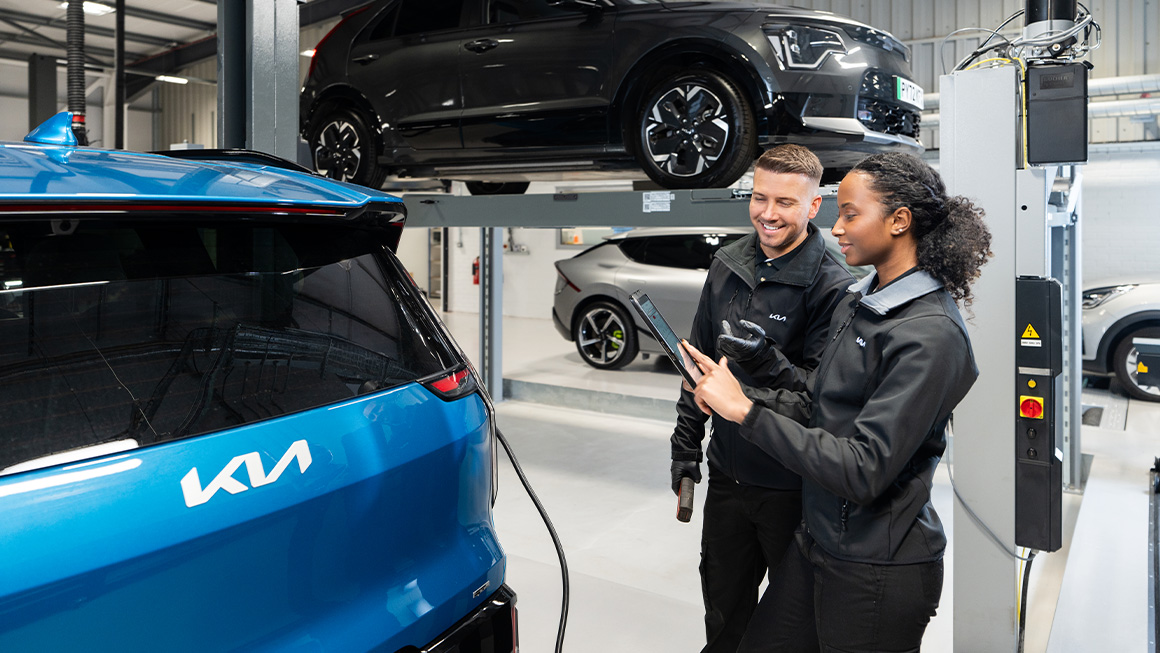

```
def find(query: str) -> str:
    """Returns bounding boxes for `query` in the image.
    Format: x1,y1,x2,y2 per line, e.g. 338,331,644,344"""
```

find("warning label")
1022,324,1040,338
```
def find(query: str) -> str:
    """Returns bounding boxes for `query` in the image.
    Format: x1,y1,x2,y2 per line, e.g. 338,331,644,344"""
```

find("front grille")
858,69,921,138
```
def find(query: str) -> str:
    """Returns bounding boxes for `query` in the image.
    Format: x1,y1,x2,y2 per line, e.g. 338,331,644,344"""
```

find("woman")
685,152,992,652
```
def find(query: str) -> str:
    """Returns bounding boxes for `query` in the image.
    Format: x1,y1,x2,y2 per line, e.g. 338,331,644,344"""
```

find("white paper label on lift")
642,191,674,213
1021,339,1042,348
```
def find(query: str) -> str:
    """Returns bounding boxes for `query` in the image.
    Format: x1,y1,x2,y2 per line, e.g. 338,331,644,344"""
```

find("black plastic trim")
418,585,517,653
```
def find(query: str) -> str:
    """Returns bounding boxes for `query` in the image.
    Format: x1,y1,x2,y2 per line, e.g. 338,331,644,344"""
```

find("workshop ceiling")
0,0,216,67
0,0,362,72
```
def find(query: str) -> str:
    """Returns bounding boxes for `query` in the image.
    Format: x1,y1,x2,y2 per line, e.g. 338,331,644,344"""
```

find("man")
671,144,853,652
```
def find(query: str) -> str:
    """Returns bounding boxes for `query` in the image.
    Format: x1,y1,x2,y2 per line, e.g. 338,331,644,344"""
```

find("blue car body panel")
0,114,508,651
0,385,502,651
2,120,400,209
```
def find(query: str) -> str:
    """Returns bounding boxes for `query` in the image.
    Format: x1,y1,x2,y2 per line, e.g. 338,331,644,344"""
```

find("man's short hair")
754,145,823,185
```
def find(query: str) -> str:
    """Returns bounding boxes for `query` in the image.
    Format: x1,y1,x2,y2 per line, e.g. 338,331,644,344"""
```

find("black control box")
1136,338,1160,387
1014,277,1063,552
1026,63,1088,166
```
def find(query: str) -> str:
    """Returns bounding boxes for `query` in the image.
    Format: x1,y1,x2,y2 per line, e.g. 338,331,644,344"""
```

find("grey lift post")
217,0,300,159
943,64,1084,649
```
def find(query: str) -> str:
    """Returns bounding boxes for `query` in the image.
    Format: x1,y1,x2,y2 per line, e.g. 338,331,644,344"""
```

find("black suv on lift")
301,0,923,192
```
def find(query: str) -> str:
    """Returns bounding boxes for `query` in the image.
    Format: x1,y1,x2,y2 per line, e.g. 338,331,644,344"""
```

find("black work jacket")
670,223,853,489
738,270,979,563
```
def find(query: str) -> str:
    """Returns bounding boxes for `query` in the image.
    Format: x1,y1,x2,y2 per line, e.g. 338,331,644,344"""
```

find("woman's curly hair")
850,153,993,305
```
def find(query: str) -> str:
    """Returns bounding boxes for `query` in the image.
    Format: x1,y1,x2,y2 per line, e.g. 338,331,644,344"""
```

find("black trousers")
700,468,802,653
737,530,943,653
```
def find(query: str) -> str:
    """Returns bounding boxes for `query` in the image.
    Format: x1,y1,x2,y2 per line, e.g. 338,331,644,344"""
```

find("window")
395,0,464,36
0,217,459,473
488,0,583,24
624,234,743,270
367,4,400,40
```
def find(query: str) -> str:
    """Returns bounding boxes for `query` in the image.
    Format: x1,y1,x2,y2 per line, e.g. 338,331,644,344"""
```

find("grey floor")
440,312,1158,652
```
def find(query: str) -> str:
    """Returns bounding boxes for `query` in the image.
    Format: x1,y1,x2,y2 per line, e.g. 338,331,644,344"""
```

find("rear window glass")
395,0,463,36
619,233,743,270
0,217,459,473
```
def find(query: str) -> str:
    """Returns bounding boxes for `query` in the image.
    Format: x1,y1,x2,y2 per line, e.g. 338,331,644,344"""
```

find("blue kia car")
0,113,514,651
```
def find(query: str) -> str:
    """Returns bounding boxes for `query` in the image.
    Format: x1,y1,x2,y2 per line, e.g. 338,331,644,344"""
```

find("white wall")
1080,151,1160,283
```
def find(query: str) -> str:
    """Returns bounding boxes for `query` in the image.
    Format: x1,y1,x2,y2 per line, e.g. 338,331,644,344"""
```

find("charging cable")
496,427,570,653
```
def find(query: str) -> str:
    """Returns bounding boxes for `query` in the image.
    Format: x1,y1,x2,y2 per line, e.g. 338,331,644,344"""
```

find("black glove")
717,319,773,361
671,460,701,496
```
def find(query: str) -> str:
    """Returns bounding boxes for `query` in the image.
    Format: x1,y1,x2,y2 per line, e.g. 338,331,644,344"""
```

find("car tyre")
1112,327,1160,402
573,301,638,369
308,105,386,189
635,70,756,189
465,181,530,195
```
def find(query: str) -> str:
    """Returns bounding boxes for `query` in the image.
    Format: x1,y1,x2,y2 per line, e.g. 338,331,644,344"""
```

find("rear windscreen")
0,217,461,473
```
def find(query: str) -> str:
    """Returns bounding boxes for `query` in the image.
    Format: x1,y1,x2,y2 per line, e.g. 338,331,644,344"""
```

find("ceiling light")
300,49,316,57
155,75,188,85
58,1,116,17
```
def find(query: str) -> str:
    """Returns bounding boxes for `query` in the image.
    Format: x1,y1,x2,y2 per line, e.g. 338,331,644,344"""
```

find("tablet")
629,290,703,387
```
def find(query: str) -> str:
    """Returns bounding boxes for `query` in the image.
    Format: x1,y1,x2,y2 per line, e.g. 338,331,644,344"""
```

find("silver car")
1082,279,1160,402
552,227,749,369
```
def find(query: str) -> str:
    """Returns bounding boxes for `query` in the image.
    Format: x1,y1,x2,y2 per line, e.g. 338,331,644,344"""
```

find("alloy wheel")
314,119,363,182
643,84,730,178
577,305,629,367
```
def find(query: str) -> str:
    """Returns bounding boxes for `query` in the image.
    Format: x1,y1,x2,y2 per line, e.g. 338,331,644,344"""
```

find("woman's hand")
682,340,754,424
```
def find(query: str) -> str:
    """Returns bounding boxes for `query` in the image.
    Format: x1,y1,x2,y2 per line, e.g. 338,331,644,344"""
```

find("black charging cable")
1016,550,1038,653
495,427,569,653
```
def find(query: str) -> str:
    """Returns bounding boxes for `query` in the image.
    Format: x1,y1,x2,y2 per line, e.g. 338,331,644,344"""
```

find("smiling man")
670,145,854,652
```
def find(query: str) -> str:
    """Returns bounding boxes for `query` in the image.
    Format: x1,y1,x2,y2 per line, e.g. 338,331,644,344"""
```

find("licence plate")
896,77,923,110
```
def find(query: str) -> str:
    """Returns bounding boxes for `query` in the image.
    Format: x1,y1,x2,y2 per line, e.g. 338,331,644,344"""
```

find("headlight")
1082,284,1136,309
843,24,911,62
764,25,847,70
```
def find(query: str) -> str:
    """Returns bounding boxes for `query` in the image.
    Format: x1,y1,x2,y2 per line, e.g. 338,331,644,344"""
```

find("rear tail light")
306,5,370,80
424,367,476,400
555,264,580,294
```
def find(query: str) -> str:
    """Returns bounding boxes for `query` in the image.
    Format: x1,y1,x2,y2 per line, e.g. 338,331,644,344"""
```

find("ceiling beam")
0,8,177,48
124,34,215,100
0,29,150,63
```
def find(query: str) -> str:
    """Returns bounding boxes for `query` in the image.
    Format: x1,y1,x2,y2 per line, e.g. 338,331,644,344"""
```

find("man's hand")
717,319,772,361
683,340,755,424
671,460,701,496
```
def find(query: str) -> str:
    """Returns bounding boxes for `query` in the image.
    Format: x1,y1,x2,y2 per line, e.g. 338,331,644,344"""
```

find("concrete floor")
440,311,1157,652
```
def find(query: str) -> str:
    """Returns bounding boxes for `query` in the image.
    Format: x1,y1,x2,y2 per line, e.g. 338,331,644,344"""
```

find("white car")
1082,279,1160,401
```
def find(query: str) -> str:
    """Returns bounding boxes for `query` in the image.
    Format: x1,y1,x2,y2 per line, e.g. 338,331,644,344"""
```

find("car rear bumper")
552,307,571,341
421,585,517,653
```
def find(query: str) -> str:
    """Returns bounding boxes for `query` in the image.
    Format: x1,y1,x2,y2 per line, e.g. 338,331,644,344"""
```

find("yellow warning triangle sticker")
1022,324,1040,338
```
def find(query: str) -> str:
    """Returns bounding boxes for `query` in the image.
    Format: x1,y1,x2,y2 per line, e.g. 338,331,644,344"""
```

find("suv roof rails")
153,148,316,175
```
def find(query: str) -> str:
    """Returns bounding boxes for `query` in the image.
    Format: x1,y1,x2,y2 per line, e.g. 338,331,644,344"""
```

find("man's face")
748,168,821,259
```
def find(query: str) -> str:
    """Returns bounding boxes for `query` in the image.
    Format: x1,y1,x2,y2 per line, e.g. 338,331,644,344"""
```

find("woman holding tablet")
684,152,992,652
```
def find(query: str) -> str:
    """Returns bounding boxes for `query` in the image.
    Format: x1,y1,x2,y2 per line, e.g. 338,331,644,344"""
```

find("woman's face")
833,171,897,269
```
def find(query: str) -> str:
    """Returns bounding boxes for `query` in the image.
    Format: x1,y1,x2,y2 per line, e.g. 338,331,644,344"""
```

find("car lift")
405,187,841,393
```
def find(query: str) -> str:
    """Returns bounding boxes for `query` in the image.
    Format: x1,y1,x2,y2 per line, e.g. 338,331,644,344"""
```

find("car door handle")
464,39,499,53
352,53,380,65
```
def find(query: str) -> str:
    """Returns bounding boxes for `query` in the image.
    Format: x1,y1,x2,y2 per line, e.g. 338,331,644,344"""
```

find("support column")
943,66,1021,652
28,54,57,131
217,0,299,158
479,228,504,399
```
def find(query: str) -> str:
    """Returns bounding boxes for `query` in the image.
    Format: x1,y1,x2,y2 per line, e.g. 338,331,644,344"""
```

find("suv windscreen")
0,216,459,473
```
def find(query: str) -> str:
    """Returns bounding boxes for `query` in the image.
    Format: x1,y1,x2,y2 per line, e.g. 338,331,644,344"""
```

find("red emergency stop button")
1019,396,1044,419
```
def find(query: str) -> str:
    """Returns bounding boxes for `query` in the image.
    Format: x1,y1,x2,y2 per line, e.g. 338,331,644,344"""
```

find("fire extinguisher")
472,257,480,285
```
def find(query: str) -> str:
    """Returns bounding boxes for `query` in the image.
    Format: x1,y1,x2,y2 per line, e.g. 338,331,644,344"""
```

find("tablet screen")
630,291,702,386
